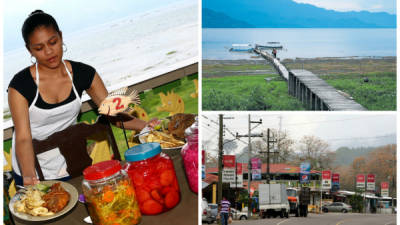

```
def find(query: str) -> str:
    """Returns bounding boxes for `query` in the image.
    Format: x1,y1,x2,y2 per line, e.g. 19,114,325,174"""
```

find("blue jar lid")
125,143,161,162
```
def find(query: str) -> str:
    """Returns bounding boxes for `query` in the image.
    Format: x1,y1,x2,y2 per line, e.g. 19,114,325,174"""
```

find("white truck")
259,183,290,218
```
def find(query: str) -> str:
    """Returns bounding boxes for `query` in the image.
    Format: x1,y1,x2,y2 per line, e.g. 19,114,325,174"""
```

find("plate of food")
9,181,78,222
139,113,196,150
139,128,186,150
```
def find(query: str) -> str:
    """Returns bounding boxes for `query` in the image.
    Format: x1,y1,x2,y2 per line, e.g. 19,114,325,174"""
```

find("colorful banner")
367,174,375,191
332,173,340,191
381,182,389,197
322,170,331,190
222,155,236,183
230,163,243,188
356,174,365,190
300,162,311,184
251,158,262,180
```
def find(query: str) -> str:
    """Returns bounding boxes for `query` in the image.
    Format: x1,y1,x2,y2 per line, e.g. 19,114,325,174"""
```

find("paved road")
204,213,396,225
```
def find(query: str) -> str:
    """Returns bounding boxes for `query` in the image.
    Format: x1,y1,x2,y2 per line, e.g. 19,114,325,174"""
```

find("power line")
282,115,391,127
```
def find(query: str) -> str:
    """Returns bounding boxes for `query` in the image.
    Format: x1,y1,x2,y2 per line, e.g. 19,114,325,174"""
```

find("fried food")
14,187,54,216
167,114,195,140
146,131,185,148
42,183,70,213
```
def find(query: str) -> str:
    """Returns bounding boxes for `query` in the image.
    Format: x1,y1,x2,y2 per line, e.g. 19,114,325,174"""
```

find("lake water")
202,28,396,60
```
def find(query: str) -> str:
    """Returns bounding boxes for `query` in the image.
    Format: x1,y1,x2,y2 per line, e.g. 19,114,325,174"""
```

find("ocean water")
202,28,396,60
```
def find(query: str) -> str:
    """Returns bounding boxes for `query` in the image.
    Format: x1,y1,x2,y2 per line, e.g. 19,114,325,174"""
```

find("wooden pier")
254,45,366,111
254,47,289,80
288,70,366,111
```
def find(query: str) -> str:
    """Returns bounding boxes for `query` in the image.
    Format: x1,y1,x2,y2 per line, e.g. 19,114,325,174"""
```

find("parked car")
208,203,218,221
202,198,213,224
322,202,352,213
231,208,250,220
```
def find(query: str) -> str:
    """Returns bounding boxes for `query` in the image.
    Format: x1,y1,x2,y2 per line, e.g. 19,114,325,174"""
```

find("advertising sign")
356,174,365,190
222,155,236,183
230,163,243,188
300,162,311,184
322,170,331,190
381,182,389,197
251,158,262,180
332,173,340,191
367,174,375,191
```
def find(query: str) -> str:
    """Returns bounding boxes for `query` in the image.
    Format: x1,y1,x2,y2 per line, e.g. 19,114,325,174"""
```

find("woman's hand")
23,176,40,186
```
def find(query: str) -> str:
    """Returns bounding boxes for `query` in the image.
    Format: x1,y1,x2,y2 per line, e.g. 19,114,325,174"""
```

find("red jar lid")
83,160,122,180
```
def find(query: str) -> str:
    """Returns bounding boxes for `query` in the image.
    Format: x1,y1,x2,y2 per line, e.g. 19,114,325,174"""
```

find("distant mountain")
203,0,396,28
202,8,253,28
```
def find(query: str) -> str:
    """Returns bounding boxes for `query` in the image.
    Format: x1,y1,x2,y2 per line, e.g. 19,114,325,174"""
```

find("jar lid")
83,160,122,180
125,143,161,162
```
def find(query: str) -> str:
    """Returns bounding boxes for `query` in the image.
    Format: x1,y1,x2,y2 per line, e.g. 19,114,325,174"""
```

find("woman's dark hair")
22,10,61,49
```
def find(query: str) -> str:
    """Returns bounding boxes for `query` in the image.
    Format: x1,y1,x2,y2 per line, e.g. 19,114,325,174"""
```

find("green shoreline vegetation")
202,57,396,110
203,60,305,110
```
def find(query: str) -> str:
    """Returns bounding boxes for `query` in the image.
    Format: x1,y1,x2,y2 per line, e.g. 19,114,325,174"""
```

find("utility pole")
217,115,234,205
236,115,262,219
217,114,223,204
259,128,277,184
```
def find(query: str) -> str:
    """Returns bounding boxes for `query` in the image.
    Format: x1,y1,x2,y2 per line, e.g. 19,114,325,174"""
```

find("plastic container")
181,118,198,193
124,143,180,215
82,160,141,225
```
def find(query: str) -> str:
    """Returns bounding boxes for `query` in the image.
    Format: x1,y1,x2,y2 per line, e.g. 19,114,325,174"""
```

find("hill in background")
203,0,396,28
333,146,376,166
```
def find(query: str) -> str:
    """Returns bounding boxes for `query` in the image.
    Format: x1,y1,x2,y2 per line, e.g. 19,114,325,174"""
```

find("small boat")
256,42,283,50
229,44,253,52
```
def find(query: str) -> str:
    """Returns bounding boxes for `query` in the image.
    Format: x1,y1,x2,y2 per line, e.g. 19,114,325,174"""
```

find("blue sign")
300,162,311,184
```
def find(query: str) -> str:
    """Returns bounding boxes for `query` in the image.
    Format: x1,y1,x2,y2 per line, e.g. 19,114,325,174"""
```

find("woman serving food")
8,10,153,186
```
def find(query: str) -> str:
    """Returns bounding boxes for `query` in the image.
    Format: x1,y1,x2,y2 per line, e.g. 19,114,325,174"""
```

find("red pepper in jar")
124,143,181,215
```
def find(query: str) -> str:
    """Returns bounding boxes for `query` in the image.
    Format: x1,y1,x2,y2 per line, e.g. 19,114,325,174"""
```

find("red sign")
250,187,255,197
356,174,365,182
223,155,236,168
202,150,205,165
381,182,389,189
367,174,375,183
236,163,243,175
332,173,340,183
322,170,331,179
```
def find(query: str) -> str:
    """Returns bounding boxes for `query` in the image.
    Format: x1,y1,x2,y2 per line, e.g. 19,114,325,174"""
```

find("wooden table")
12,150,198,225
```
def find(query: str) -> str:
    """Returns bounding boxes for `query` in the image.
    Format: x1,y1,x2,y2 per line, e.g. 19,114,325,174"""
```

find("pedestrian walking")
272,48,277,58
219,196,231,225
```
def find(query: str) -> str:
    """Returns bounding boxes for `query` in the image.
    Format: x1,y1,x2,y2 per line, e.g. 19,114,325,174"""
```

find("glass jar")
181,133,198,193
124,143,180,215
82,160,141,225
181,117,198,193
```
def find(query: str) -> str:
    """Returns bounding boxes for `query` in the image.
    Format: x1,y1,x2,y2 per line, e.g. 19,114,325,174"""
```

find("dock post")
315,96,322,111
311,93,316,110
307,88,312,109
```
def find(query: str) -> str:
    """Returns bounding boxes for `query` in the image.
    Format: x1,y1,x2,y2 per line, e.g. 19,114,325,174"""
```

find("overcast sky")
293,0,396,14
3,0,190,52
201,113,396,154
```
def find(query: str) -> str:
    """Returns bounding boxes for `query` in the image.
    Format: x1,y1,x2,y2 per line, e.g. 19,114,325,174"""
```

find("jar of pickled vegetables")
124,143,180,215
82,160,141,225
181,118,198,193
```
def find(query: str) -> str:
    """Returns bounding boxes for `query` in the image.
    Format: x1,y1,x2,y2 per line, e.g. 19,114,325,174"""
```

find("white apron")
12,61,82,179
